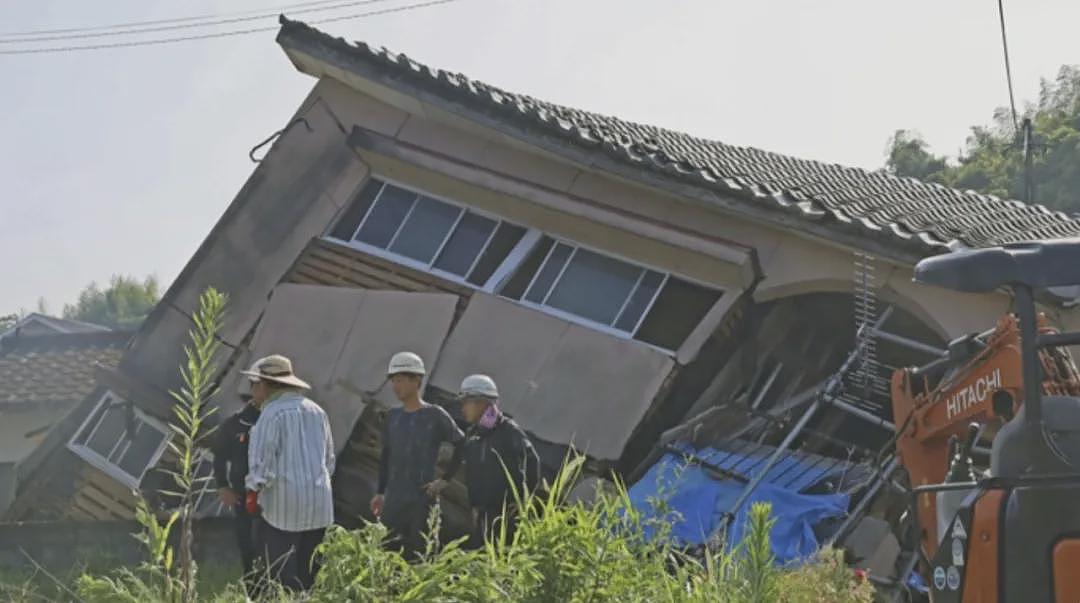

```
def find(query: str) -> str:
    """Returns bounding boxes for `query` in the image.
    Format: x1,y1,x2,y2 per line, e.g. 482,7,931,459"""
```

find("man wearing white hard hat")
244,354,334,592
438,374,540,548
371,351,464,559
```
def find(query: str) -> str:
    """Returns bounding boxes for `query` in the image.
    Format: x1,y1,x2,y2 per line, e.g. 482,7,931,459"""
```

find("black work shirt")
212,404,260,492
446,416,541,511
378,403,464,505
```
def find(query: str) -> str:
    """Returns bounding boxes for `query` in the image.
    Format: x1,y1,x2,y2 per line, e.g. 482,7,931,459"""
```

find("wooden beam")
677,288,745,365
72,492,113,521
82,465,138,504
68,502,102,521
79,480,134,520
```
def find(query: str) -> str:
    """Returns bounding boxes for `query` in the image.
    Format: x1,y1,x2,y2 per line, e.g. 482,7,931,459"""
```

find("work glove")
245,490,261,516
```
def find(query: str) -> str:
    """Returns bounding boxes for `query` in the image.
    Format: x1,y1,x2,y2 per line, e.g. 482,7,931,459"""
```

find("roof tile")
278,18,1080,253
0,332,128,407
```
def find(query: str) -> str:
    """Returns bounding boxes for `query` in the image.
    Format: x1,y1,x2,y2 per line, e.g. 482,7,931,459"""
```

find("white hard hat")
387,351,426,376
459,374,498,399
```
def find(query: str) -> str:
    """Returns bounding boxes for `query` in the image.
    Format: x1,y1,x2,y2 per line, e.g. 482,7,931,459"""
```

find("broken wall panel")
118,109,371,418
431,293,674,461
244,284,458,452
215,236,480,416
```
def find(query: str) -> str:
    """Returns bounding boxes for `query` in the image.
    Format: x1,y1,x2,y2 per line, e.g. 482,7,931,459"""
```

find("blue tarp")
628,443,850,564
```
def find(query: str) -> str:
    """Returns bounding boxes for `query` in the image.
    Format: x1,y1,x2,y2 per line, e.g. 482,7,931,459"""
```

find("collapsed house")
0,317,127,518
10,16,1080,587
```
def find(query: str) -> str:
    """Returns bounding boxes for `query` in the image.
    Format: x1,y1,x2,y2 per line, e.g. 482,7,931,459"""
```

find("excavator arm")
891,314,1080,556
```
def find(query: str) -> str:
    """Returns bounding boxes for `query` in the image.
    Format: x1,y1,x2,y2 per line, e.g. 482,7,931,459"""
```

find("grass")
0,558,240,602
65,455,873,602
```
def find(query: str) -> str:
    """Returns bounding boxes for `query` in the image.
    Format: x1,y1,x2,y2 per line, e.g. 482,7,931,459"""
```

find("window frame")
514,237,672,340
68,391,171,489
325,177,527,291
190,451,228,518
325,175,725,352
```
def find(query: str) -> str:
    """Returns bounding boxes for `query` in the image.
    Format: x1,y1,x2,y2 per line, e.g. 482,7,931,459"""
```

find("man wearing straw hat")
244,354,335,593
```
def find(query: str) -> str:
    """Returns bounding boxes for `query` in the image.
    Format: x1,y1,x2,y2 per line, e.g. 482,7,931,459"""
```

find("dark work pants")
232,504,260,594
260,520,326,592
381,499,433,560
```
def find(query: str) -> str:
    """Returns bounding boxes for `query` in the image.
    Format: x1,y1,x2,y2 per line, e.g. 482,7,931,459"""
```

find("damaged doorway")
634,291,947,475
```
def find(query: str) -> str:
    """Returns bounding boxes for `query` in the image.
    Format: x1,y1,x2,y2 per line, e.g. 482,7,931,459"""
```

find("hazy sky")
2,0,1078,315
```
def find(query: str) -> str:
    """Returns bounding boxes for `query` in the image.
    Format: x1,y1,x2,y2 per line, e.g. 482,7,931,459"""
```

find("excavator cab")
910,239,1080,602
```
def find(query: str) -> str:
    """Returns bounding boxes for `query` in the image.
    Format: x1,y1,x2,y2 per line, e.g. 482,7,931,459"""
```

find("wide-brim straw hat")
240,354,311,390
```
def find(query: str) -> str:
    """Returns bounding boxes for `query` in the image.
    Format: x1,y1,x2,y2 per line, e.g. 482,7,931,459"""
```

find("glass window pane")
635,278,723,350
500,236,553,300
75,401,110,446
329,178,383,241
355,185,416,248
85,403,127,460
467,222,527,286
388,196,462,263
118,421,166,480
614,270,665,332
193,458,225,517
525,243,573,304
545,249,642,326
433,212,497,276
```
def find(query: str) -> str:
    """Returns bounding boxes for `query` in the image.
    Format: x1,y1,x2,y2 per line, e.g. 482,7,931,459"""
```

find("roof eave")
274,18,940,268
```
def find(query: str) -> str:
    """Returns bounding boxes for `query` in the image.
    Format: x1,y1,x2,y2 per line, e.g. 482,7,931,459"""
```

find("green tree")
884,129,949,183
63,275,161,329
886,65,1080,213
0,314,17,331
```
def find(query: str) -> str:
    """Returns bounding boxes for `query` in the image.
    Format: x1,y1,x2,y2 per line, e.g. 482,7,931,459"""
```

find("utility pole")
1022,117,1036,203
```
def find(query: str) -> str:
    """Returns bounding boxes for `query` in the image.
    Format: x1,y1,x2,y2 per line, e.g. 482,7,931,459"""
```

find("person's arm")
441,409,465,479
323,410,336,476
211,416,233,489
522,435,542,493
424,408,465,497
443,434,466,481
507,423,542,494
376,416,391,496
245,411,279,493
372,415,391,517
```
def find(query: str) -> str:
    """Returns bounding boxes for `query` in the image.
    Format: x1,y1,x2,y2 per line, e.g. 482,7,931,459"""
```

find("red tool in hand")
245,490,260,515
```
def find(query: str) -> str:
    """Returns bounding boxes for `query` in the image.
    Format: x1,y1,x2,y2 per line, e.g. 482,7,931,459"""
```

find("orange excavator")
889,240,1080,602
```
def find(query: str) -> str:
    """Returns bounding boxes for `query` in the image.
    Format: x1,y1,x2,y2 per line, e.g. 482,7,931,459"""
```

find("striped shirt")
246,391,335,532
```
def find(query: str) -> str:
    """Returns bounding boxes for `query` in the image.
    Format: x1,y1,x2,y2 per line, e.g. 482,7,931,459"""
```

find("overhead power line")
1,0,354,38
0,0,392,44
0,0,459,55
996,0,1020,133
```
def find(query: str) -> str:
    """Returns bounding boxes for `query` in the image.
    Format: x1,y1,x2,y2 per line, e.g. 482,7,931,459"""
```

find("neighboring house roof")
0,406,74,465
0,331,128,409
1,313,112,339
277,17,1080,257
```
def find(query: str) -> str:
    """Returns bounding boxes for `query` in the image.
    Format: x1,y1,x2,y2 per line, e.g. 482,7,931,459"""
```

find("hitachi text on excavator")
889,240,1080,602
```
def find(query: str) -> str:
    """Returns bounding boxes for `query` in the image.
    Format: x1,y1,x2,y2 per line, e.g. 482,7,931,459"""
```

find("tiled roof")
1,313,111,339
0,332,129,408
278,18,1080,254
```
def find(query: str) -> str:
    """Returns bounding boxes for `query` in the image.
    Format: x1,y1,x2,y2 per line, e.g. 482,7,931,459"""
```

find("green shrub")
72,454,872,603
306,455,874,603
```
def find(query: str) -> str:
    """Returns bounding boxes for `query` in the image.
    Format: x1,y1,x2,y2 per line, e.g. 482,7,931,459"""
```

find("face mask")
479,403,502,429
